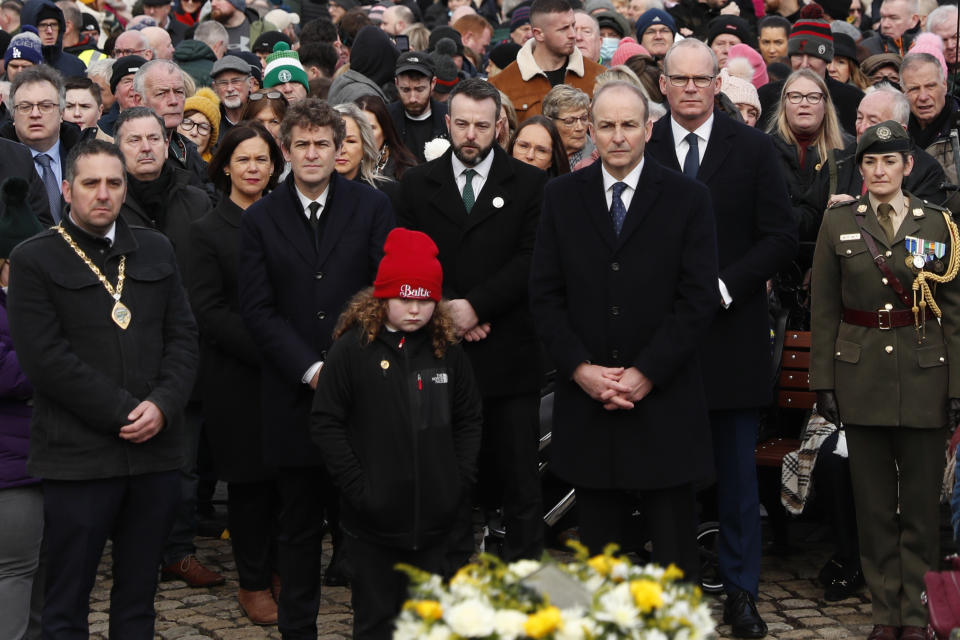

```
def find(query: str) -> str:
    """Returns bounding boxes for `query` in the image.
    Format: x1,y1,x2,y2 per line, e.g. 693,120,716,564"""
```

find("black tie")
308,201,321,232
683,132,700,179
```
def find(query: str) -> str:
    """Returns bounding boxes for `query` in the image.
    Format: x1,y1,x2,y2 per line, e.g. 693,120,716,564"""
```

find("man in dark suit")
0,136,51,226
397,78,546,565
647,38,798,639
530,80,719,580
239,99,394,640
1,65,83,223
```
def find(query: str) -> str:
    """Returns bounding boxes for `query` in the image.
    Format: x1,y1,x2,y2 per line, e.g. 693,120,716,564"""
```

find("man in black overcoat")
397,78,547,566
646,39,798,639
7,139,198,639
238,99,395,640
530,81,719,583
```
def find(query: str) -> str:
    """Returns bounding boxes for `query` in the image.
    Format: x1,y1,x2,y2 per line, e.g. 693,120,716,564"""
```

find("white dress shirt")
601,158,644,212
296,183,330,384
451,148,495,202
669,114,731,308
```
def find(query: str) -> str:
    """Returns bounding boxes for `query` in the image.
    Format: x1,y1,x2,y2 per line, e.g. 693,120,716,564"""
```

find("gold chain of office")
54,225,132,330
912,211,960,339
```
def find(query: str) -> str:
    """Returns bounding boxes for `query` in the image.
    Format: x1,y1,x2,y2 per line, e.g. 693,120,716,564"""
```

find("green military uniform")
810,121,960,630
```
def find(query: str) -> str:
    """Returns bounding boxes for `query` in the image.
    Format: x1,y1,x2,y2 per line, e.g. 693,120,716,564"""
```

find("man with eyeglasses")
211,55,252,137
18,0,84,77
1,65,84,223
647,38,797,640
635,9,676,60
757,15,864,134
114,30,155,61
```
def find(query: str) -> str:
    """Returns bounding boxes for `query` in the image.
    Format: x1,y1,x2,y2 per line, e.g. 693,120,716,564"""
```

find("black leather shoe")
723,590,768,639
823,566,865,602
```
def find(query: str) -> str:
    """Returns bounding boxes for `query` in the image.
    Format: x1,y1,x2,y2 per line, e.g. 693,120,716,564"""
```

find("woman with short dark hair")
188,123,285,626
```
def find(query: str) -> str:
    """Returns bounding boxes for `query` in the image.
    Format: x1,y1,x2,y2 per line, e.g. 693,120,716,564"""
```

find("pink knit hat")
909,33,949,79
728,43,769,88
611,37,651,68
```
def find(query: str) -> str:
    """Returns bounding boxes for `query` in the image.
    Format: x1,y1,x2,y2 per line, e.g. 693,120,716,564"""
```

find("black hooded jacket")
20,0,85,78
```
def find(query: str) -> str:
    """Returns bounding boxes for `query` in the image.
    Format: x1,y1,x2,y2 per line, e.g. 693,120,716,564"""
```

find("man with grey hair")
133,59,207,188
797,85,949,241
574,10,601,64
174,21,227,88
531,78,718,586
647,38,797,639
925,5,959,84
114,29,154,60
901,52,960,195
862,0,921,55
0,65,82,222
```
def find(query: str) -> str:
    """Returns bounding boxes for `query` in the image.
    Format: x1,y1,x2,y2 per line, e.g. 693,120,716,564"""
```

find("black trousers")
576,483,700,583
450,392,542,569
42,471,179,640
228,479,279,591
344,532,445,640
276,466,337,640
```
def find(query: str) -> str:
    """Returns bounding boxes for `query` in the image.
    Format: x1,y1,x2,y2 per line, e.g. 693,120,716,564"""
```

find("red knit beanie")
373,228,443,302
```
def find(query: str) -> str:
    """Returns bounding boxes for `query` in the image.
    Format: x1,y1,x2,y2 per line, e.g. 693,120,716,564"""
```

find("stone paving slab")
85,533,877,639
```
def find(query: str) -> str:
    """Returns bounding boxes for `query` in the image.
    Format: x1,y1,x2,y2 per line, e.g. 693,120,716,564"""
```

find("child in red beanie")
309,228,483,640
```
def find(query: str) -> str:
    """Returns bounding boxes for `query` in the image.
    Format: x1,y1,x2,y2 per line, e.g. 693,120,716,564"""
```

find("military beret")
855,120,911,164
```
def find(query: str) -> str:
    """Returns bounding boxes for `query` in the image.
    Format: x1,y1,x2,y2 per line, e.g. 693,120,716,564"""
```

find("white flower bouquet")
393,543,715,640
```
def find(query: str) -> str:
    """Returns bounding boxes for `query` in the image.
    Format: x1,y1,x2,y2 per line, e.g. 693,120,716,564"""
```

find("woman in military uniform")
810,121,960,640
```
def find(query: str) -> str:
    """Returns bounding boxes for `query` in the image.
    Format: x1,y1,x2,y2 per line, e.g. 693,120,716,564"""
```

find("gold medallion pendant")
111,300,132,329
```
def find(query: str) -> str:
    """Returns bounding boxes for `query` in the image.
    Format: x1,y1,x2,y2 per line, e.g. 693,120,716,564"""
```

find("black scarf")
127,164,175,231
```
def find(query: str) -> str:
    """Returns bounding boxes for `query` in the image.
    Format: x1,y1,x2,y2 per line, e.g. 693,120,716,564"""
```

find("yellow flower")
587,555,621,576
408,600,443,621
524,606,562,639
629,579,664,613
663,564,685,582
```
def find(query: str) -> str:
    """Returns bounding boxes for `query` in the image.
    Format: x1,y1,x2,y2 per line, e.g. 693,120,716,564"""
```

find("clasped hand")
573,363,652,410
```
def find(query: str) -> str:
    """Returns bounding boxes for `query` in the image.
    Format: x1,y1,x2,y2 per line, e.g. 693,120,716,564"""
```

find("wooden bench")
756,330,810,466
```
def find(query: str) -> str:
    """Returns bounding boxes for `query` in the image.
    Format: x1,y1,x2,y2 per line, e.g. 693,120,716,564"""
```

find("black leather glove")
817,390,841,426
949,398,960,432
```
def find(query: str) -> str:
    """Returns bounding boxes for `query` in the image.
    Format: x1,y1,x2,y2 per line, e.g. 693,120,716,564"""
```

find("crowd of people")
0,0,958,637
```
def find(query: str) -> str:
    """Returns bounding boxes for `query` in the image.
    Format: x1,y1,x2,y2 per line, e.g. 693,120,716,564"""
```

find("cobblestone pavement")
83,525,886,640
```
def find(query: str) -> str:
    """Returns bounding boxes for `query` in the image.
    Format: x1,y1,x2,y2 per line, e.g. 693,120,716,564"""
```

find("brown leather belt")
842,307,930,329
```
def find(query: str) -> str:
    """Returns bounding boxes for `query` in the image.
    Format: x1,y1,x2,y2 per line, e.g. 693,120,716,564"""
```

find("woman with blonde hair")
333,103,400,207
769,69,851,205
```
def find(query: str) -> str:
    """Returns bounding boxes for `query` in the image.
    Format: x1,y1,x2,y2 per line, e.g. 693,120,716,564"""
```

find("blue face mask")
600,37,619,61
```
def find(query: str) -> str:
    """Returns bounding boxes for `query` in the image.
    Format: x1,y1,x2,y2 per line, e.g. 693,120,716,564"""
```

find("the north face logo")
399,284,431,299
432,373,448,384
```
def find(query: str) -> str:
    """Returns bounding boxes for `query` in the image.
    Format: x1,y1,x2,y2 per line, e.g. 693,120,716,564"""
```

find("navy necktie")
35,153,61,222
683,132,700,179
610,181,627,235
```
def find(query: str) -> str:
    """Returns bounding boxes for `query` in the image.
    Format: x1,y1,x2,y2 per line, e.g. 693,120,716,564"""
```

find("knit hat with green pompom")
263,41,309,92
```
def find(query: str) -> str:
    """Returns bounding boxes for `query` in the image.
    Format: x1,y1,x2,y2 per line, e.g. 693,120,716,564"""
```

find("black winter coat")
189,197,270,482
0,137,51,226
7,214,198,480
397,147,546,397
119,165,212,281
311,326,483,550
239,172,395,467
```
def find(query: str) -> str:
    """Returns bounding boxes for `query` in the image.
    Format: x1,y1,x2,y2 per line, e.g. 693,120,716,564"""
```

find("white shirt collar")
451,146,495,182
295,182,330,219
601,157,644,193
670,113,714,149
